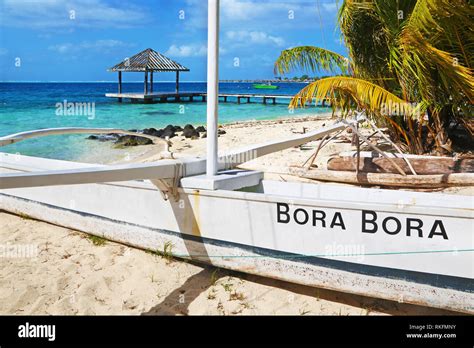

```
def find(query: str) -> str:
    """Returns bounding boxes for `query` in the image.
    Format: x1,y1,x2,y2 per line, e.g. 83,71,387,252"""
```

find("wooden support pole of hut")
118,71,122,102
150,71,154,93
144,71,148,95
175,71,180,93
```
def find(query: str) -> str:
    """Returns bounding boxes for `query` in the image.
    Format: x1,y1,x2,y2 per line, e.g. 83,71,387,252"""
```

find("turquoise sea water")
0,82,327,161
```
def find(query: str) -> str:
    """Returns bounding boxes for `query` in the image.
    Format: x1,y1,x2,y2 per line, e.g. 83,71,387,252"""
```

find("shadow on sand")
142,267,214,315
141,262,459,316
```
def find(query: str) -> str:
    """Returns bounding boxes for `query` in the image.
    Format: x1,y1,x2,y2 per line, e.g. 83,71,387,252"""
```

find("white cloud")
221,0,337,22
49,40,132,54
183,0,335,31
221,0,290,21
165,44,207,58
322,3,339,13
182,0,290,29
82,40,130,49
49,43,74,54
1,0,148,28
226,30,285,47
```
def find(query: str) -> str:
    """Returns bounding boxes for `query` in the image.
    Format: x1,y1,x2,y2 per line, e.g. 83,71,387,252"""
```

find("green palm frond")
406,0,472,38
395,0,474,104
274,46,350,76
274,0,474,153
290,76,417,117
338,0,394,84
398,30,474,103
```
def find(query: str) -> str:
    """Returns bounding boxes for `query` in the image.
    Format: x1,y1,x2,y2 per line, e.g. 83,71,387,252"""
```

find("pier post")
263,97,267,104
247,97,250,103
237,97,241,104
273,97,276,104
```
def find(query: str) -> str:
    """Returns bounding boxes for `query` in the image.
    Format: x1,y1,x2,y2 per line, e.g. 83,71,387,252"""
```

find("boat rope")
170,161,185,200
149,161,184,202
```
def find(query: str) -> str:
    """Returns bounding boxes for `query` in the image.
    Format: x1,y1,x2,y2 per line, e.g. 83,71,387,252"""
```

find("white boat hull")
1,154,473,313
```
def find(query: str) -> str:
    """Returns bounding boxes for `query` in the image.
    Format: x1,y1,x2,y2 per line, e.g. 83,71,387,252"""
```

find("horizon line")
0,79,297,83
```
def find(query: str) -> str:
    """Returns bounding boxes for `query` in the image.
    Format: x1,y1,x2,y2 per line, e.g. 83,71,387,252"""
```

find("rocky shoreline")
86,124,227,148
84,115,332,149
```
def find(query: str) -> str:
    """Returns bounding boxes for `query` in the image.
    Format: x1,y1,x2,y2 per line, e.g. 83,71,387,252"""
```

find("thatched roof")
108,48,189,72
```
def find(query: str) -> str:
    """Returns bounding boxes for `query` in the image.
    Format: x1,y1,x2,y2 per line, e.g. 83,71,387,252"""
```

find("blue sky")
0,0,346,82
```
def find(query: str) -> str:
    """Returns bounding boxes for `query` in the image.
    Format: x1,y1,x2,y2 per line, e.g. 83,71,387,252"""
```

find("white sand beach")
0,115,468,315
0,212,456,315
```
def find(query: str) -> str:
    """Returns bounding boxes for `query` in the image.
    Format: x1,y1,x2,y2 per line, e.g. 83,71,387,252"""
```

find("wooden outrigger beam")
293,169,474,188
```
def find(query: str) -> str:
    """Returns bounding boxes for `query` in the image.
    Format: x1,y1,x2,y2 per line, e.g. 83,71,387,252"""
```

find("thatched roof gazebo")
108,48,189,97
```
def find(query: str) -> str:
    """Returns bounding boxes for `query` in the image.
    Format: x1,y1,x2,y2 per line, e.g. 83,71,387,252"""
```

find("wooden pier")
105,92,206,103
105,92,330,106
105,49,330,106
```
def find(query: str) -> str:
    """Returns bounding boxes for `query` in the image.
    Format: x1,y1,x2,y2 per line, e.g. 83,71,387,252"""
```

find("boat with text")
0,0,472,313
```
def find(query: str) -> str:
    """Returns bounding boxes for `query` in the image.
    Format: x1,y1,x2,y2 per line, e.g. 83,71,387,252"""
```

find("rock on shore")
86,124,214,147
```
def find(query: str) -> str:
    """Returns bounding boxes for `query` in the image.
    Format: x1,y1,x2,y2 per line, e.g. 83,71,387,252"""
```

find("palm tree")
275,0,473,154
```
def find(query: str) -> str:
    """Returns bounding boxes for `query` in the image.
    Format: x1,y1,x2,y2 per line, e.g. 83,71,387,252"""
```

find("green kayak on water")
252,83,279,90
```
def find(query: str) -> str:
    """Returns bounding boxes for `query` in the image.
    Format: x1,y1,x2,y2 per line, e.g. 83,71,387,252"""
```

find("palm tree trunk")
430,108,452,155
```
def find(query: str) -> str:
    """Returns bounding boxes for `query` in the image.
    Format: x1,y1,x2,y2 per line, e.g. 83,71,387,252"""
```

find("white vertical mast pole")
206,0,219,177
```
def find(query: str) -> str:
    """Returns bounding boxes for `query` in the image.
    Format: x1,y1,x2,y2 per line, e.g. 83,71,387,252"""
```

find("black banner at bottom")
0,315,472,346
